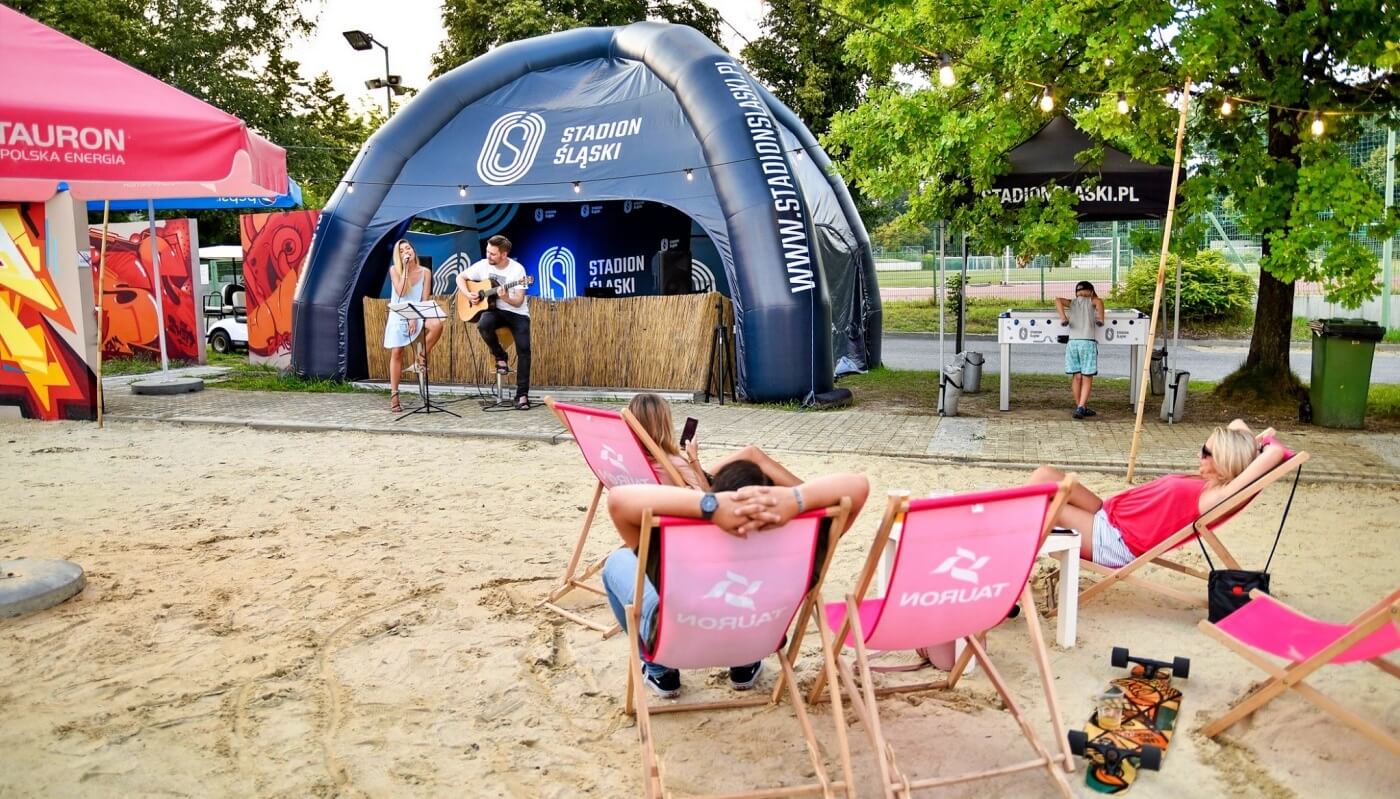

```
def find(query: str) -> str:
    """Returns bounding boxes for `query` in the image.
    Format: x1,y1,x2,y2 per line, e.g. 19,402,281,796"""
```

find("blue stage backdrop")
293,22,880,402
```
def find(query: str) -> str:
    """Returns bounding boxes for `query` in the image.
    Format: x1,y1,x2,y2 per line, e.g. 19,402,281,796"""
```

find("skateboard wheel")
1173,656,1191,679
1139,745,1162,771
1111,646,1129,668
1068,730,1087,755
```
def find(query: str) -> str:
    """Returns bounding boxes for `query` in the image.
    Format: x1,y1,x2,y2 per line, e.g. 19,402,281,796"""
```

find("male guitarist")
456,235,533,409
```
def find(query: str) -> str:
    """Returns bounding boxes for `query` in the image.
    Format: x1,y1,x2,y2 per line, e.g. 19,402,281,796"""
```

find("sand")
1,419,1396,798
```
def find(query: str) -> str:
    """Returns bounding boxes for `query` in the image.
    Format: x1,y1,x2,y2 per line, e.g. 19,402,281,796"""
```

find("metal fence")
873,127,1398,325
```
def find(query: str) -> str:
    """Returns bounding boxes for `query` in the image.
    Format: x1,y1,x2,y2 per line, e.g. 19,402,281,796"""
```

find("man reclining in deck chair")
602,460,870,699
1027,419,1290,566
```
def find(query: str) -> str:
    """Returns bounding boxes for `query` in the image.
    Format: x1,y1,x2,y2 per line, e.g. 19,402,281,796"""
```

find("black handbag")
1199,465,1301,623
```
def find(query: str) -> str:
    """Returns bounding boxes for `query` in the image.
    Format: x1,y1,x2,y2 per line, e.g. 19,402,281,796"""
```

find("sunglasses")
1200,444,1213,459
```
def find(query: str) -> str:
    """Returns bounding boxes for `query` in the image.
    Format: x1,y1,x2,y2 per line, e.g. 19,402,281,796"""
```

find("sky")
295,1,767,115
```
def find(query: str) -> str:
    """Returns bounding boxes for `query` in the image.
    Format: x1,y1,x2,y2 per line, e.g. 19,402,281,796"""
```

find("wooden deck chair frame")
540,397,691,636
1198,588,1400,756
809,479,1078,799
1077,446,1311,609
624,500,857,799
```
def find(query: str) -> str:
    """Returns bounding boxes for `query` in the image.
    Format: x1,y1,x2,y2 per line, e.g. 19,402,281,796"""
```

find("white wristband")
792,487,805,515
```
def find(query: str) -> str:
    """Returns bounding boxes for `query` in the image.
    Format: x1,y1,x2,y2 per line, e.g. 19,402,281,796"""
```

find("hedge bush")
1109,251,1255,321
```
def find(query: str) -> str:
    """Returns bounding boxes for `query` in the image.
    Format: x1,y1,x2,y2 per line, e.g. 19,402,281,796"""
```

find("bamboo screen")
363,293,732,392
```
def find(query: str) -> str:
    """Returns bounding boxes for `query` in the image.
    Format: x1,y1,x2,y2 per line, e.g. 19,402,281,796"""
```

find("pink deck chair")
1078,439,1311,609
624,502,856,799
809,480,1077,799
1199,588,1400,756
541,398,688,635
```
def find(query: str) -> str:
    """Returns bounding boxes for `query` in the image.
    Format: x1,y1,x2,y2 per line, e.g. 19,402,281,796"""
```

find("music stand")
388,300,459,420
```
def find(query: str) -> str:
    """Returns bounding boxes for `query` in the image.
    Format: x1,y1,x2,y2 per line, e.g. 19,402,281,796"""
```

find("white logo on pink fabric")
599,443,626,471
933,547,990,585
703,570,763,610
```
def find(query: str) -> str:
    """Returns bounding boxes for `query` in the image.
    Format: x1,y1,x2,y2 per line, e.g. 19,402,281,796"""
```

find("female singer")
383,239,443,411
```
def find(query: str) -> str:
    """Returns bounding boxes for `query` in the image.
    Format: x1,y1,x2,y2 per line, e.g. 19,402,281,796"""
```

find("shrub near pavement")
1109,251,1255,321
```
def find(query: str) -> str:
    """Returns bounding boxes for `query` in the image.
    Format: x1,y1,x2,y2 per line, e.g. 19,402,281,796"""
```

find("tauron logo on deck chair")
477,112,546,186
599,443,626,471
933,548,990,585
704,571,763,609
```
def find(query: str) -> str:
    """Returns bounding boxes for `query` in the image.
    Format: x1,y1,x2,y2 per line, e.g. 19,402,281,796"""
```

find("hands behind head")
711,485,800,538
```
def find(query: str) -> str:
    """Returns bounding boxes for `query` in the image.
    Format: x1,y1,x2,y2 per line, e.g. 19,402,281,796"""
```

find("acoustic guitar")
457,275,534,322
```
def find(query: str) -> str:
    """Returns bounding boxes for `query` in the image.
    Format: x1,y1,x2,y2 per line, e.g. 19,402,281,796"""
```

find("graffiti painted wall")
89,219,203,362
241,210,319,369
0,201,96,420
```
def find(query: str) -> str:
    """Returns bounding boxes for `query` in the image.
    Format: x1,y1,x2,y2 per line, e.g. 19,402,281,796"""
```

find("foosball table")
996,309,1151,411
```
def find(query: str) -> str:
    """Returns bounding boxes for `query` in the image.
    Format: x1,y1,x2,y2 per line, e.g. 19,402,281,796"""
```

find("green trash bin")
1308,318,1384,429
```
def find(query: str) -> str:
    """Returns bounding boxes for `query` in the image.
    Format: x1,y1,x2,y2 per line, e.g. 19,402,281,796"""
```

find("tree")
432,0,722,76
825,0,1399,400
9,0,377,240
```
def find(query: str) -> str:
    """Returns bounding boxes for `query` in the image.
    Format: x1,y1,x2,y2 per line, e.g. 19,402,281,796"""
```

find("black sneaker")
1072,406,1087,419
644,668,681,699
729,660,764,691
1082,406,1097,417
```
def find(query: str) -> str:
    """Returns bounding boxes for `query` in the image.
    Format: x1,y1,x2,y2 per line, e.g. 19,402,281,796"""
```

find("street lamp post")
343,29,407,116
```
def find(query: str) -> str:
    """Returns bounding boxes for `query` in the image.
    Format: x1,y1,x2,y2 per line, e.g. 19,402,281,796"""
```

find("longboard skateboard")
1069,647,1190,793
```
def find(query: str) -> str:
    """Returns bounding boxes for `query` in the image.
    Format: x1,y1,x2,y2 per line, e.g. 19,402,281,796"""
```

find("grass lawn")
838,367,1400,431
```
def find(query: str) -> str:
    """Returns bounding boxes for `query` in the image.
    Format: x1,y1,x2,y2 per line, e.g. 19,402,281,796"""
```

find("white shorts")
1092,509,1135,568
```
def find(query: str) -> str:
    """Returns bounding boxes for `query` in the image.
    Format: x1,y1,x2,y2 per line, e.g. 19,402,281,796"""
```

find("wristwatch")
699,492,719,521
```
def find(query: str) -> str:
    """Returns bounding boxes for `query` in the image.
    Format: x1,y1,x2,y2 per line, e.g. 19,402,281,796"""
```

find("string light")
458,185,467,197
1311,112,1325,136
684,168,694,181
1116,92,1129,114
346,181,354,194
938,54,956,88
1002,89,1012,101
1039,87,1055,113
572,181,581,193
1220,97,1234,116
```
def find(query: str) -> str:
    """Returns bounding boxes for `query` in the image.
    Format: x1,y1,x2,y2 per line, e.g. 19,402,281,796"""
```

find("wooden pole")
1126,79,1192,482
95,201,110,429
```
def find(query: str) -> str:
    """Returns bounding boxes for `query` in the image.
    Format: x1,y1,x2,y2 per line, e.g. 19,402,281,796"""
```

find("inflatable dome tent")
292,22,882,402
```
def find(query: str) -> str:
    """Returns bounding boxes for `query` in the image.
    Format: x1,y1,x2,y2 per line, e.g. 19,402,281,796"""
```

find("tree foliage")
1111,251,1256,321
8,0,377,238
432,0,722,76
825,0,1399,395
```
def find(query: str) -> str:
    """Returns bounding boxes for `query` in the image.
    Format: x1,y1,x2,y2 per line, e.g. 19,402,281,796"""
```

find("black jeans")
476,308,531,399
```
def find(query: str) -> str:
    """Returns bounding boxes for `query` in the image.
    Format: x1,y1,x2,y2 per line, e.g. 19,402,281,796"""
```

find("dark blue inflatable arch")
292,22,881,401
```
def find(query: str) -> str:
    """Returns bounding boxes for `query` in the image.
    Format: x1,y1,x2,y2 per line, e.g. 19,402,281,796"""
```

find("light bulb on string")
458,185,467,197
572,181,582,193
684,168,694,182
1039,87,1055,113
1116,92,1129,114
1220,97,1234,116
346,182,355,194
938,54,956,88
1002,89,1012,101
1311,112,1324,137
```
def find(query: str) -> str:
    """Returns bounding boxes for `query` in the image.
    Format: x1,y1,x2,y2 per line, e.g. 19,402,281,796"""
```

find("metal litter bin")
1160,369,1190,423
961,351,985,394
939,364,963,417
1308,318,1383,429
1150,346,1168,396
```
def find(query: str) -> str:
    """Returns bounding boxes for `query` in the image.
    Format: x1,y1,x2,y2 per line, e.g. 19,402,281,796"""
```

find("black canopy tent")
946,116,1175,353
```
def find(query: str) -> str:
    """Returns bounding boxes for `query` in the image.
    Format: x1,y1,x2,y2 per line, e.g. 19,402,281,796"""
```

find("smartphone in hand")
680,417,699,448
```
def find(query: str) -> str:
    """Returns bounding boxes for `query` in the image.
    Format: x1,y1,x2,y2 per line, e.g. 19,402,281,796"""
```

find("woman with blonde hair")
383,239,444,412
627,392,801,491
1027,419,1289,566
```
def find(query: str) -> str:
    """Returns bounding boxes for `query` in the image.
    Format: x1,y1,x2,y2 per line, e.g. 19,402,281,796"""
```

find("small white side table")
1038,530,1080,648
874,527,1080,648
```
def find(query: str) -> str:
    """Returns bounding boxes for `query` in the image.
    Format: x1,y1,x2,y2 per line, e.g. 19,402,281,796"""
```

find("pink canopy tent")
0,5,287,202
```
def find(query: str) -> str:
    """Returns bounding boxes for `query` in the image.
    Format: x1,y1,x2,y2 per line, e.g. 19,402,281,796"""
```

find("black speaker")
658,249,693,295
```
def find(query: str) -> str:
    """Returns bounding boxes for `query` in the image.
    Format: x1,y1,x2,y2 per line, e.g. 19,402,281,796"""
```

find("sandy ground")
1,420,1397,798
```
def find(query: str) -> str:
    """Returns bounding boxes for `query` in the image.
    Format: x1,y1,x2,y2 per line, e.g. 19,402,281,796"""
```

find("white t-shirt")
463,258,529,317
